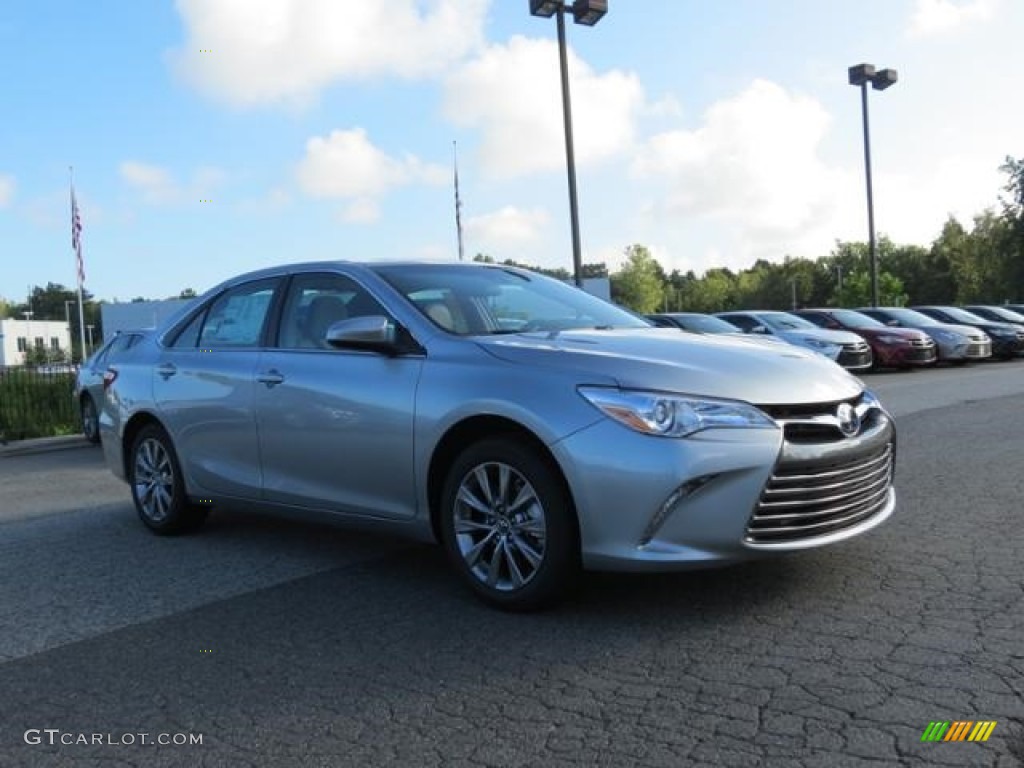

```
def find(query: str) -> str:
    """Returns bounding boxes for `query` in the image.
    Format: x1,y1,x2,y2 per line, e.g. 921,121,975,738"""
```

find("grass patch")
0,369,79,441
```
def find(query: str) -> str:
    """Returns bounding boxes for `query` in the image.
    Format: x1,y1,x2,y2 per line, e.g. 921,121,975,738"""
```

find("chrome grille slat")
746,442,894,544
768,448,890,485
758,463,891,511
747,489,889,535
752,475,891,520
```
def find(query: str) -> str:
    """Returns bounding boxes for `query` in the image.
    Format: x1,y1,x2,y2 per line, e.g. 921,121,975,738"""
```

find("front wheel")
439,437,580,611
129,424,207,535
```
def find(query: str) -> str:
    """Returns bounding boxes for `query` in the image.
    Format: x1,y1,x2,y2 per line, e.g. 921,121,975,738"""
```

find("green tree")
610,244,666,312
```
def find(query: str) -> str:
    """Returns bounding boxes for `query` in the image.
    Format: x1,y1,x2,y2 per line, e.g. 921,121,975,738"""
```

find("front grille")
746,443,893,544
906,347,937,362
758,393,882,443
965,342,990,357
836,341,872,369
909,338,934,348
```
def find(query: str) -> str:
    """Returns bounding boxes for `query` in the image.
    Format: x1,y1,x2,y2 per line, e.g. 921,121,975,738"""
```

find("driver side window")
278,273,386,350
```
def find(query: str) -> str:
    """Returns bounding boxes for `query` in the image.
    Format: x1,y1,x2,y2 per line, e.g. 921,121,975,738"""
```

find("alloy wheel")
452,461,547,592
133,437,175,523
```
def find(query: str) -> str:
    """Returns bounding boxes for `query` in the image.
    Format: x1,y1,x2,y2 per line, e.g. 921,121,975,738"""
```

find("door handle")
157,362,177,379
256,369,285,388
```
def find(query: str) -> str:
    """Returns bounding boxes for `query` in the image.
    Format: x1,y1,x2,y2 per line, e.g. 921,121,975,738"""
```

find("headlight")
931,329,963,343
578,387,777,438
877,335,907,344
989,328,1014,338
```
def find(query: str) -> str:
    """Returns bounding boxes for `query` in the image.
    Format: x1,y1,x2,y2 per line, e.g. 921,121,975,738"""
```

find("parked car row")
93,261,899,610
649,304,1024,370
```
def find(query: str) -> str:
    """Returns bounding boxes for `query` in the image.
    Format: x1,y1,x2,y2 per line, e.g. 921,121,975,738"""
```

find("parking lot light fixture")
848,62,898,308
529,0,561,17
572,0,607,26
529,0,609,287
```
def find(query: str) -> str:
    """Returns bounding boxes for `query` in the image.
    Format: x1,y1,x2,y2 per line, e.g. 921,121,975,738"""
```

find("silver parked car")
715,310,874,371
74,330,147,443
857,307,991,364
100,262,896,609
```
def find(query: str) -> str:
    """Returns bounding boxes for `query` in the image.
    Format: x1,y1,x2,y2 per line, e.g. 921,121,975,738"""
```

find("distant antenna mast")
453,141,465,261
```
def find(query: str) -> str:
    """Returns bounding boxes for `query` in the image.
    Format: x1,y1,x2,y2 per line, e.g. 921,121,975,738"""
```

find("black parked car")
964,305,1024,327
910,306,1024,360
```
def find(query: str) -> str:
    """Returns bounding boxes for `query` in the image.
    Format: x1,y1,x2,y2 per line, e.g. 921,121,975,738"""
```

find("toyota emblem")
836,402,860,437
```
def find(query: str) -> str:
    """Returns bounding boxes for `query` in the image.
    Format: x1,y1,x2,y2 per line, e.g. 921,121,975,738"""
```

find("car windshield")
874,308,940,326
983,306,1024,322
673,314,742,333
829,309,885,330
760,312,818,331
372,264,651,336
934,306,986,324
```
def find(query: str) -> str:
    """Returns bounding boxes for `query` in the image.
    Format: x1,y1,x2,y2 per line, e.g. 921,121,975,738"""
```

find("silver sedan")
100,262,896,609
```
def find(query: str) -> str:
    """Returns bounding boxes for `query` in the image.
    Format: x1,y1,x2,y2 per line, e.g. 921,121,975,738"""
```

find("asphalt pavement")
0,364,1022,766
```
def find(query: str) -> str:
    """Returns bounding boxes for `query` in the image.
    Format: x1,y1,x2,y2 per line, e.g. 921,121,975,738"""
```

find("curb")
0,434,92,458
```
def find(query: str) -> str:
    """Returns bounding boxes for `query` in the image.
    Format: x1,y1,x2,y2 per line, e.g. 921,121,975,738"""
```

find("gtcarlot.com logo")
25,729,203,747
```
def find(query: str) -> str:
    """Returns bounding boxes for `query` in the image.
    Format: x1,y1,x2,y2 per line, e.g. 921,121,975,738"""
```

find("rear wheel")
80,396,100,444
439,437,579,611
129,424,207,534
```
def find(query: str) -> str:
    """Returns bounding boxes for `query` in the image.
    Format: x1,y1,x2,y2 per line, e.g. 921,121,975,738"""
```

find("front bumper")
554,401,895,572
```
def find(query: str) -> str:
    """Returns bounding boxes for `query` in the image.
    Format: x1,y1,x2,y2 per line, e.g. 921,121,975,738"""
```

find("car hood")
918,323,987,339
854,326,929,342
774,327,864,345
476,328,862,406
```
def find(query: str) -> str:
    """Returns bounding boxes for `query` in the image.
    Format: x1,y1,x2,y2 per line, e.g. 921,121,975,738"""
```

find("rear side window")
198,280,278,348
723,314,757,332
169,312,205,349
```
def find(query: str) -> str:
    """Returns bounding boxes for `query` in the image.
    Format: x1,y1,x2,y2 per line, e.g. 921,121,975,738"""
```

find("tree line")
4,156,1021,356
482,156,1024,315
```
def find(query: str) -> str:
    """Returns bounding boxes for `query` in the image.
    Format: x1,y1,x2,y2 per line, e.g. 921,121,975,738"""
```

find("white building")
0,319,72,366
100,299,193,341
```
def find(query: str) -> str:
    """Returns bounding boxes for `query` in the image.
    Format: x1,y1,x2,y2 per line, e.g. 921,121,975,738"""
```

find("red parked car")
794,308,937,369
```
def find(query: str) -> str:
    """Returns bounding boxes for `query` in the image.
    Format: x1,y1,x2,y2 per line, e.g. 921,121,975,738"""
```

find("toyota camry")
99,262,897,609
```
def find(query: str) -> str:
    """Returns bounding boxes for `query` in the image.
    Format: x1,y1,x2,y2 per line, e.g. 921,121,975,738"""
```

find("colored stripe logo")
921,721,997,742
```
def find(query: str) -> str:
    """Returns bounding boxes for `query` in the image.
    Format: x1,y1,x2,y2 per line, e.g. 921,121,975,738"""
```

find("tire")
439,436,580,611
81,396,100,444
129,424,207,535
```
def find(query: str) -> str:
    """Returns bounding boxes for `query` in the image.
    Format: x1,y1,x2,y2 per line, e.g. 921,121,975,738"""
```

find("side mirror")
886,319,899,327
325,316,398,355
751,325,769,334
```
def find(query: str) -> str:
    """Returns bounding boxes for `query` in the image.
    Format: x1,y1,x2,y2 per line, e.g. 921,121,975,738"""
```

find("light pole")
848,63,897,308
529,0,608,288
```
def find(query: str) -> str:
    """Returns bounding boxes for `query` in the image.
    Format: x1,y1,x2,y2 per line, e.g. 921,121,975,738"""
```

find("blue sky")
1,0,1020,302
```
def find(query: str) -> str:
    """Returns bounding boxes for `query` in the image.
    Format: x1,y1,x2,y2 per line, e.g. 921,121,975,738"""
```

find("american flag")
71,187,84,287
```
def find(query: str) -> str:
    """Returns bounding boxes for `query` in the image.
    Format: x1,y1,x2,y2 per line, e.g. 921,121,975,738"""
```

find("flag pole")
70,166,87,361
453,141,465,262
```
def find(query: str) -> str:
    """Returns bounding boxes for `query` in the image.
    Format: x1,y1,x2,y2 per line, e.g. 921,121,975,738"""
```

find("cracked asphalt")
0,364,1022,767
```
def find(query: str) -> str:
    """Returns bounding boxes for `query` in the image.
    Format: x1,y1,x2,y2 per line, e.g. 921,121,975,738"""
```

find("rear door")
154,278,281,499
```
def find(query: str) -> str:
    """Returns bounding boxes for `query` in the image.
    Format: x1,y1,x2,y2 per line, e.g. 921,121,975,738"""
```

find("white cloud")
443,36,645,178
171,0,487,107
465,206,549,248
341,198,380,223
907,0,998,38
119,161,225,205
296,128,446,208
632,80,846,253
0,174,14,206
